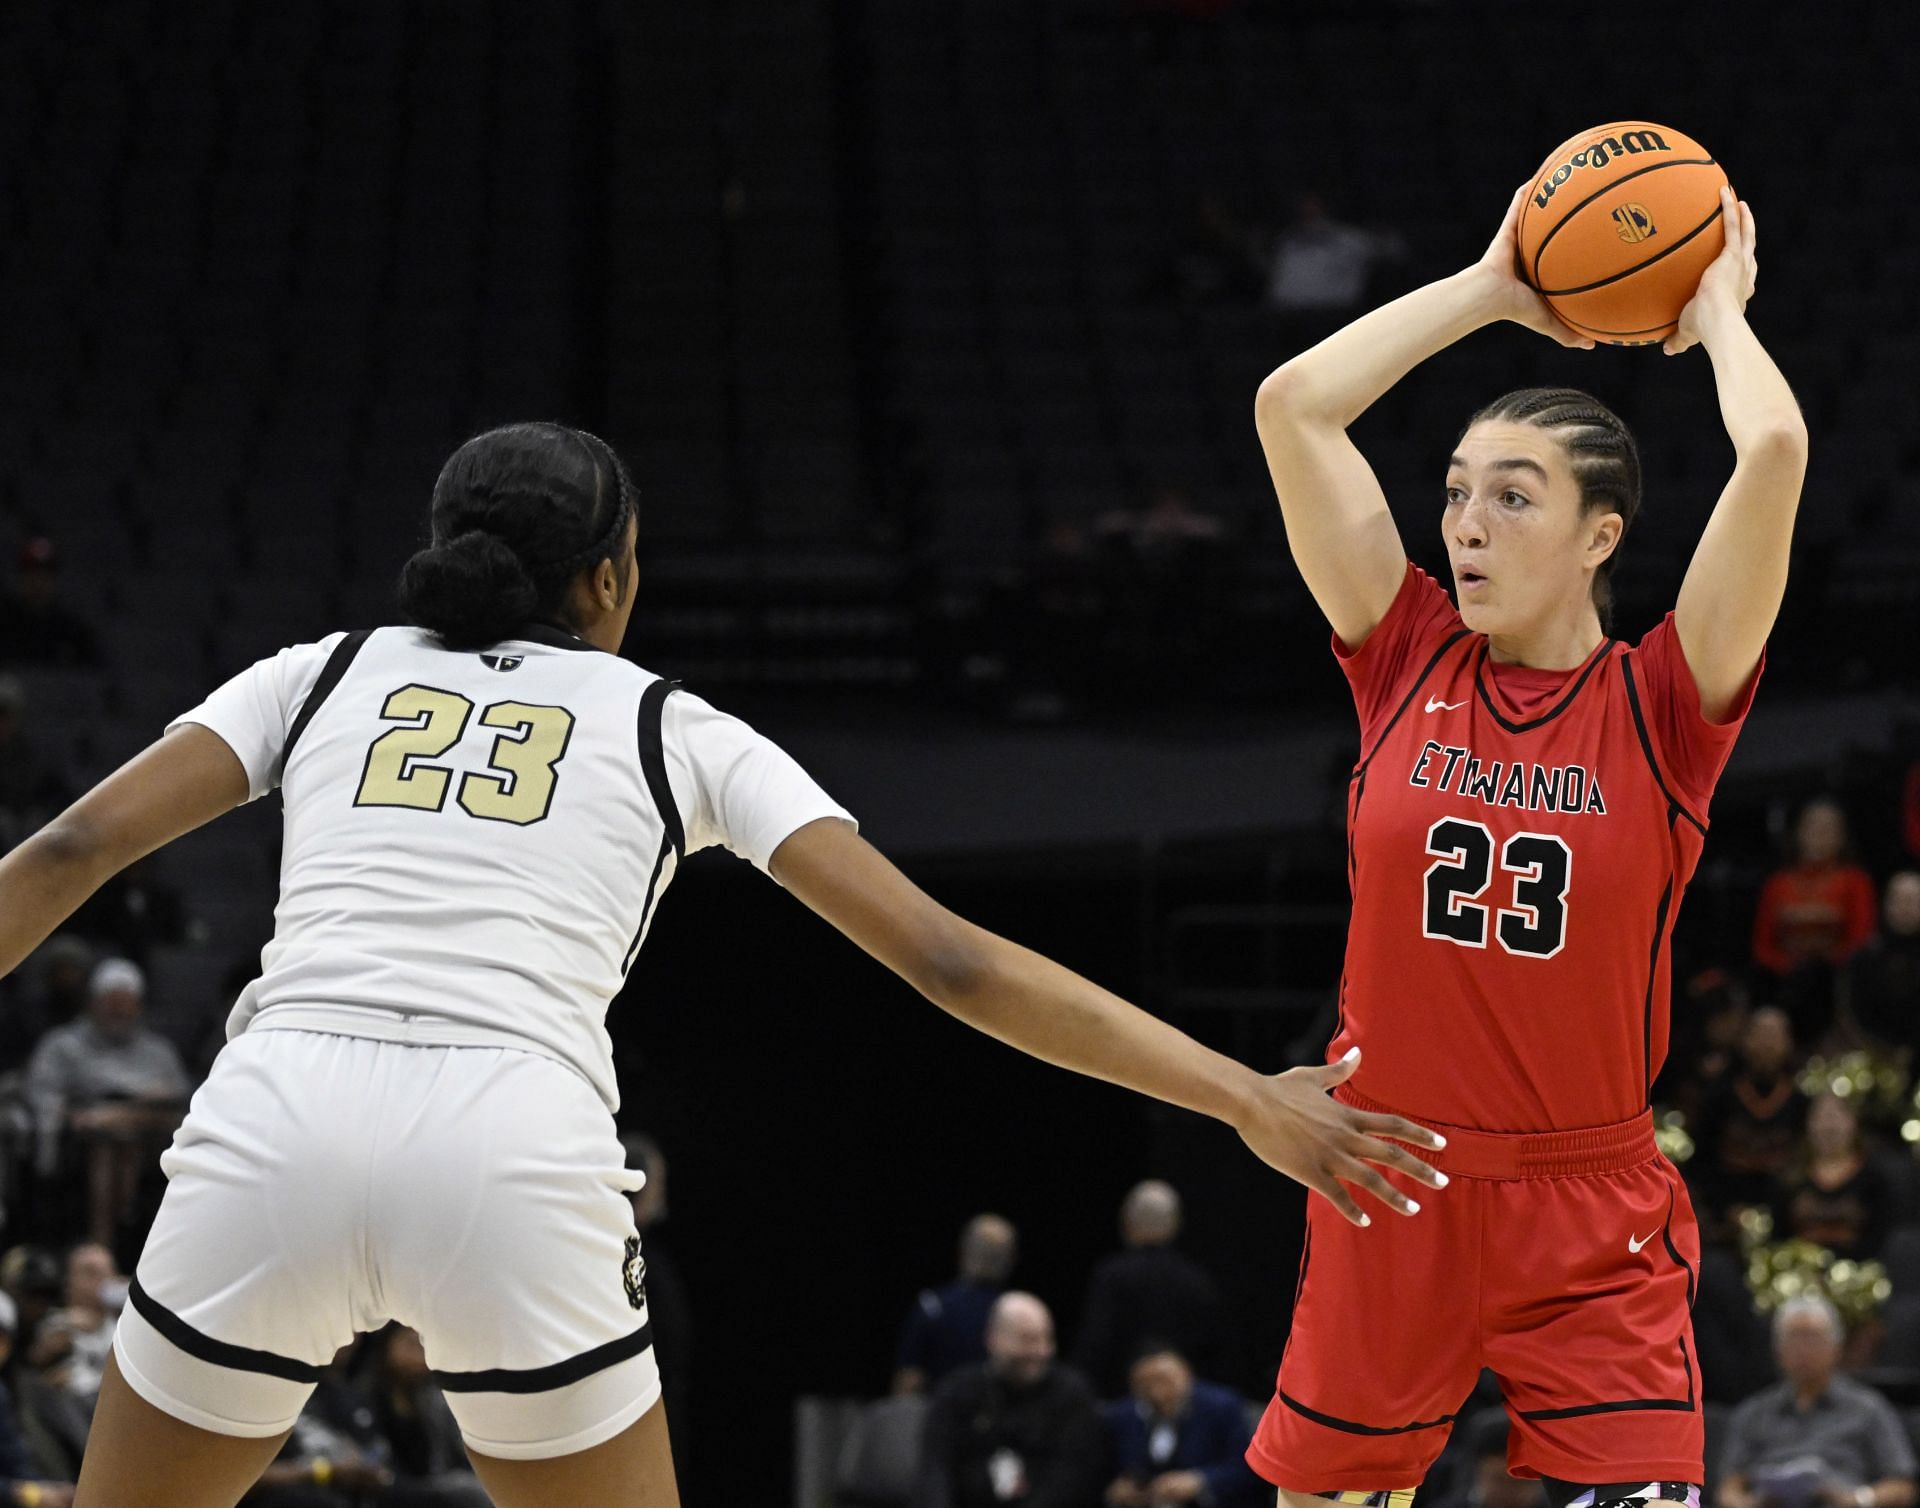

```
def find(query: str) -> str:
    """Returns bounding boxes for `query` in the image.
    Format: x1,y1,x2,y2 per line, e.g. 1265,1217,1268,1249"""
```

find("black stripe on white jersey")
623,678,684,975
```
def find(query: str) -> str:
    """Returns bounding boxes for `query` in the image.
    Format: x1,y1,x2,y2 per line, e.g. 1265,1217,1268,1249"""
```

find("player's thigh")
76,1352,291,1508
467,1394,679,1508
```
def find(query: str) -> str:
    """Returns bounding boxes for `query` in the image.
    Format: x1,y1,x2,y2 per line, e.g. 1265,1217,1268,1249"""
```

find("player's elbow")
908,916,997,1010
24,813,112,877
1741,414,1809,467
1256,362,1347,435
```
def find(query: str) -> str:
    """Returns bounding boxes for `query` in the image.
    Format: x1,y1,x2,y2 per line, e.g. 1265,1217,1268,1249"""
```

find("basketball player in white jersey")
0,423,1445,1508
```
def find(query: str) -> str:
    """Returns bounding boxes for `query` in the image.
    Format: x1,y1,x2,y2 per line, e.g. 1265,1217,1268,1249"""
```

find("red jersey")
1329,564,1760,1133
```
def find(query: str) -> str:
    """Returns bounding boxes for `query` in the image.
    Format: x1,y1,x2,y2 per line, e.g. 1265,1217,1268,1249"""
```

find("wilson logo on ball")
1532,128,1671,209
1610,203,1657,244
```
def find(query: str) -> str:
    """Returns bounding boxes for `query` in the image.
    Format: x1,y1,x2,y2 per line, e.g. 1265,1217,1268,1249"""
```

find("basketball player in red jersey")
1246,181,1801,1508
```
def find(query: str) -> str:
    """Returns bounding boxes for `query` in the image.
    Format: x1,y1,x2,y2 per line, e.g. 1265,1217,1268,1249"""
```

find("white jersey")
171,622,855,1110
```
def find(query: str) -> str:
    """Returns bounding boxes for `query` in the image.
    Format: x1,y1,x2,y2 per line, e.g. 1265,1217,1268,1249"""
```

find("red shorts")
1248,1092,1704,1492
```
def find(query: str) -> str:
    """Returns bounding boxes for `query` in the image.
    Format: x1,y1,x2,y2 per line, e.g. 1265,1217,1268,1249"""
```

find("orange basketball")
1516,122,1730,346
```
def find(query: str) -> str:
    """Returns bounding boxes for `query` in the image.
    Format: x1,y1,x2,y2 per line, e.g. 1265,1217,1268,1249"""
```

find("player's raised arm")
1667,188,1809,721
0,726,249,980
769,816,1447,1227
1257,185,1594,649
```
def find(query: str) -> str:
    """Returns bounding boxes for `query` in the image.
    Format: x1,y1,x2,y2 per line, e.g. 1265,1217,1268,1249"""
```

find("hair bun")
398,531,540,650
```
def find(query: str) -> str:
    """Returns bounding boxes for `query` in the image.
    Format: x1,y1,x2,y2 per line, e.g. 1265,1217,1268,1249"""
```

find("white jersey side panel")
170,625,854,1109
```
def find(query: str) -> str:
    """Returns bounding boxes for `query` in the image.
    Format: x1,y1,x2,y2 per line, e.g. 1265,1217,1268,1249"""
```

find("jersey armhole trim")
1356,629,1473,772
1620,655,1707,836
279,628,374,773
637,678,685,859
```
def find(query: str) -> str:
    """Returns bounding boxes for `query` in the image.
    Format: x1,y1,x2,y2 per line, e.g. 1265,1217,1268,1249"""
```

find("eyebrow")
1446,456,1551,483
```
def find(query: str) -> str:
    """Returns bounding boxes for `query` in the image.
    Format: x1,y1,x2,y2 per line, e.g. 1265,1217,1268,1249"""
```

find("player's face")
1444,423,1611,638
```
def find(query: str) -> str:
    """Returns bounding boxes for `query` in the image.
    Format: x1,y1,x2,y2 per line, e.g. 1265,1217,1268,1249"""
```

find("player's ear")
1587,510,1623,566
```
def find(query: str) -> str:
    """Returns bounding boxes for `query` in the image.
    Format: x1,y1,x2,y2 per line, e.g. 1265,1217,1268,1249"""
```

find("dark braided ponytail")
1461,388,1641,630
400,422,638,651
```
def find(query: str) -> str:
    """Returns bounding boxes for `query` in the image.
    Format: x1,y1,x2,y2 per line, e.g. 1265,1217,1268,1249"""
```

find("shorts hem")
1514,1458,1705,1486
457,1369,663,1462
111,1329,301,1440
1246,1442,1424,1493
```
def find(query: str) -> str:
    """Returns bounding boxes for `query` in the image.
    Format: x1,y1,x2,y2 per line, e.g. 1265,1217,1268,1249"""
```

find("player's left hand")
1665,185,1756,355
1235,1046,1448,1226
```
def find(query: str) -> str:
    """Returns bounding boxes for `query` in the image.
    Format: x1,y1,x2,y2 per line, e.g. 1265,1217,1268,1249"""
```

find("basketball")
1516,121,1730,345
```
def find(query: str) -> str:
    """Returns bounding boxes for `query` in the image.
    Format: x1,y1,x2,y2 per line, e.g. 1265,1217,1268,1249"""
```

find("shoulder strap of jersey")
637,676,685,860
282,628,374,768
1619,653,1707,836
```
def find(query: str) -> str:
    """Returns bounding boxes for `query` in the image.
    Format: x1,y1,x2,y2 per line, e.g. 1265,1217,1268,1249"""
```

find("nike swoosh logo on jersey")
1627,1229,1657,1254
1424,697,1466,714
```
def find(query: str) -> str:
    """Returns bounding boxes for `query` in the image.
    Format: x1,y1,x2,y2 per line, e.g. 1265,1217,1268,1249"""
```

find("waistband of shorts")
1334,1087,1657,1180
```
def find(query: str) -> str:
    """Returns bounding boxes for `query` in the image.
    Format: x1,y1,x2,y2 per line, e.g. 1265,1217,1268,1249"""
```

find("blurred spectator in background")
0,1248,62,1367
364,1327,489,1507
1753,798,1877,1044
246,1339,395,1506
1101,1343,1261,1508
0,675,69,856
916,1292,1104,1508
1661,969,1754,1125
1423,1409,1543,1508
0,937,92,1078
69,856,186,968
0,540,100,671
1691,1007,1808,1220
1717,1296,1916,1508
1839,872,1920,1053
621,1131,692,1445
25,960,189,1249
0,1292,75,1507
1074,1183,1223,1397
1772,1094,1889,1260
1143,193,1264,306
28,1243,121,1424
895,1213,1019,1397
1263,193,1406,318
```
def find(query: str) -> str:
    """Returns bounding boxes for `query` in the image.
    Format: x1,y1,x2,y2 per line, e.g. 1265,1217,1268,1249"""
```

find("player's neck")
1484,607,1606,671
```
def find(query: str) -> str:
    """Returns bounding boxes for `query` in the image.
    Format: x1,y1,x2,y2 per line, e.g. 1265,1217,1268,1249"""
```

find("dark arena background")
2,1,1917,1504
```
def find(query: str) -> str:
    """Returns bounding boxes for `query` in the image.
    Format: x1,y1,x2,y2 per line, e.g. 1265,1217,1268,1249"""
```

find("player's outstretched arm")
1257,184,1595,649
0,727,249,981
1667,188,1809,722
771,817,1446,1225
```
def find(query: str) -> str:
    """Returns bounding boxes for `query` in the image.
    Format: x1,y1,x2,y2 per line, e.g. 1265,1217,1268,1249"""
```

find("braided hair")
1460,388,1641,630
399,422,638,651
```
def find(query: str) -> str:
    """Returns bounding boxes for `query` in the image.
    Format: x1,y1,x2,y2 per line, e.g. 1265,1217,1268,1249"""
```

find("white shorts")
114,1028,661,1460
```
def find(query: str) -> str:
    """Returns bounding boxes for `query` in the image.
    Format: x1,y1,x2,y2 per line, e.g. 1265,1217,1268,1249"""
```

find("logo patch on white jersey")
480,654,524,672
622,1235,648,1311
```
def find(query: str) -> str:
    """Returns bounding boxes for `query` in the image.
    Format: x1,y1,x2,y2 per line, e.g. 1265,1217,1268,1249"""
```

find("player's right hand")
1473,183,1596,351
1235,1046,1448,1227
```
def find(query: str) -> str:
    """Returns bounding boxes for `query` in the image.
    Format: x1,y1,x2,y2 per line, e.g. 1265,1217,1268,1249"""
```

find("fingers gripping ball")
1517,122,1730,345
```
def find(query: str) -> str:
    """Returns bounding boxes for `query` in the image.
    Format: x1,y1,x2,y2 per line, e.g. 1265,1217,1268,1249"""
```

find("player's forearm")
1695,299,1807,458
0,820,118,981
1256,266,1509,430
926,927,1261,1128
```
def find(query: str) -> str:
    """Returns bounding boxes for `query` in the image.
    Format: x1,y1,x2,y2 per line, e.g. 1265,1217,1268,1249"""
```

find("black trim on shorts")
127,1275,324,1385
431,1319,655,1395
1279,1389,1464,1436
1661,1187,1698,1311
280,627,373,770
1516,1338,1696,1421
1472,636,1615,735
1620,657,1707,836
